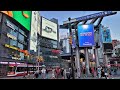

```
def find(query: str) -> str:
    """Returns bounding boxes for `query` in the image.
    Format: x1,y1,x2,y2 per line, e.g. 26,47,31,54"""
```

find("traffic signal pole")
75,25,81,78
68,17,75,79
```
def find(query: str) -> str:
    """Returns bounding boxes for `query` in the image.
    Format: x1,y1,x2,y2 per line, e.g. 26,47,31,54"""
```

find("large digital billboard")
100,27,112,43
1,11,32,31
30,11,39,52
78,24,95,47
42,17,57,40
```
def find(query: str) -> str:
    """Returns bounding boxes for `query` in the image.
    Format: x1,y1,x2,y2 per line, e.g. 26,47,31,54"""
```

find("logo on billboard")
1,11,31,31
78,24,95,47
43,26,56,34
1,11,29,18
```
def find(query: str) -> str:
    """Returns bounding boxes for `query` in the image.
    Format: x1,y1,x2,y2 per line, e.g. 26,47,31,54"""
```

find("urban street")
0,11,120,79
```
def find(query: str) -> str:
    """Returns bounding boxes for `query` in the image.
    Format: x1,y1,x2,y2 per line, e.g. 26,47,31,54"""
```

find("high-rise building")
37,17,61,67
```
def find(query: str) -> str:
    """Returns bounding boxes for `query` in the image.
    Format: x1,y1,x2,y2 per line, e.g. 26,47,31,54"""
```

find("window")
18,43,23,50
18,34,24,42
8,66,16,73
10,39,17,46
16,67,26,72
19,29,26,37
20,52,24,60
7,28,18,37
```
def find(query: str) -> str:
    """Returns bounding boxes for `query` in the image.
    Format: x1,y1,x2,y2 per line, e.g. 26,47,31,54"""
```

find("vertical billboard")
78,24,95,47
100,28,112,43
42,17,57,40
0,11,32,31
30,11,39,52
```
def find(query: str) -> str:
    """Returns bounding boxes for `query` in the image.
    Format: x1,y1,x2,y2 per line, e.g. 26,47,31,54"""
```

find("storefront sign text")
7,33,17,40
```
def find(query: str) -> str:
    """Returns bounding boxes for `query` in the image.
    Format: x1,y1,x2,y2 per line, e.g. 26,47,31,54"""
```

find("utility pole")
85,48,90,76
75,25,81,78
68,17,75,79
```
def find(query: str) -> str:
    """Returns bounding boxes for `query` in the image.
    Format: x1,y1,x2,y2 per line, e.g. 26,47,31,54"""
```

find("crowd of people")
80,65,116,79
32,64,119,79
33,66,70,79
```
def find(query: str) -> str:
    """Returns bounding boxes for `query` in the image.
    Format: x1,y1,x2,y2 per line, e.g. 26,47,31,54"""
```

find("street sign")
63,11,117,25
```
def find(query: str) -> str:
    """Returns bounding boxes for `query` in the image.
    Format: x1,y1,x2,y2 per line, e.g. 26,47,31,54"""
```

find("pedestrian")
66,69,70,79
104,66,108,79
101,67,105,78
97,66,102,79
91,67,95,77
83,66,86,78
51,68,56,79
46,69,49,79
34,71,39,79
61,68,64,79
41,67,46,79
23,71,26,79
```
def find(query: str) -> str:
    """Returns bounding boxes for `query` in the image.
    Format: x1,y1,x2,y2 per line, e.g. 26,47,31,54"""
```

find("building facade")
37,17,61,67
0,12,31,76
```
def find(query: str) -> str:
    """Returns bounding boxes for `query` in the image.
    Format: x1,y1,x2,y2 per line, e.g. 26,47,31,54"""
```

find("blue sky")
40,11,120,40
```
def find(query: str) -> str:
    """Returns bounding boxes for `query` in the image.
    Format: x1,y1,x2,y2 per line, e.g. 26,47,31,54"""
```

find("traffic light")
69,35,72,45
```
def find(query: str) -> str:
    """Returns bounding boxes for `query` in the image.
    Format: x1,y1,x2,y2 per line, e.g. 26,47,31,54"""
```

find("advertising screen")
100,28,112,43
78,24,95,47
1,11,32,31
30,11,39,52
42,17,57,40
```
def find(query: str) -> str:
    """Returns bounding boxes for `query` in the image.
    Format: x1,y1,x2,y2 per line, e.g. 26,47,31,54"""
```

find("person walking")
101,67,105,78
61,68,64,79
51,68,56,79
41,67,46,79
104,66,108,79
97,66,102,79
34,70,39,79
91,67,95,77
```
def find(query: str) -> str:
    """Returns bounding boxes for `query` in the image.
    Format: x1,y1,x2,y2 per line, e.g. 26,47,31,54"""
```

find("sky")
40,11,120,40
